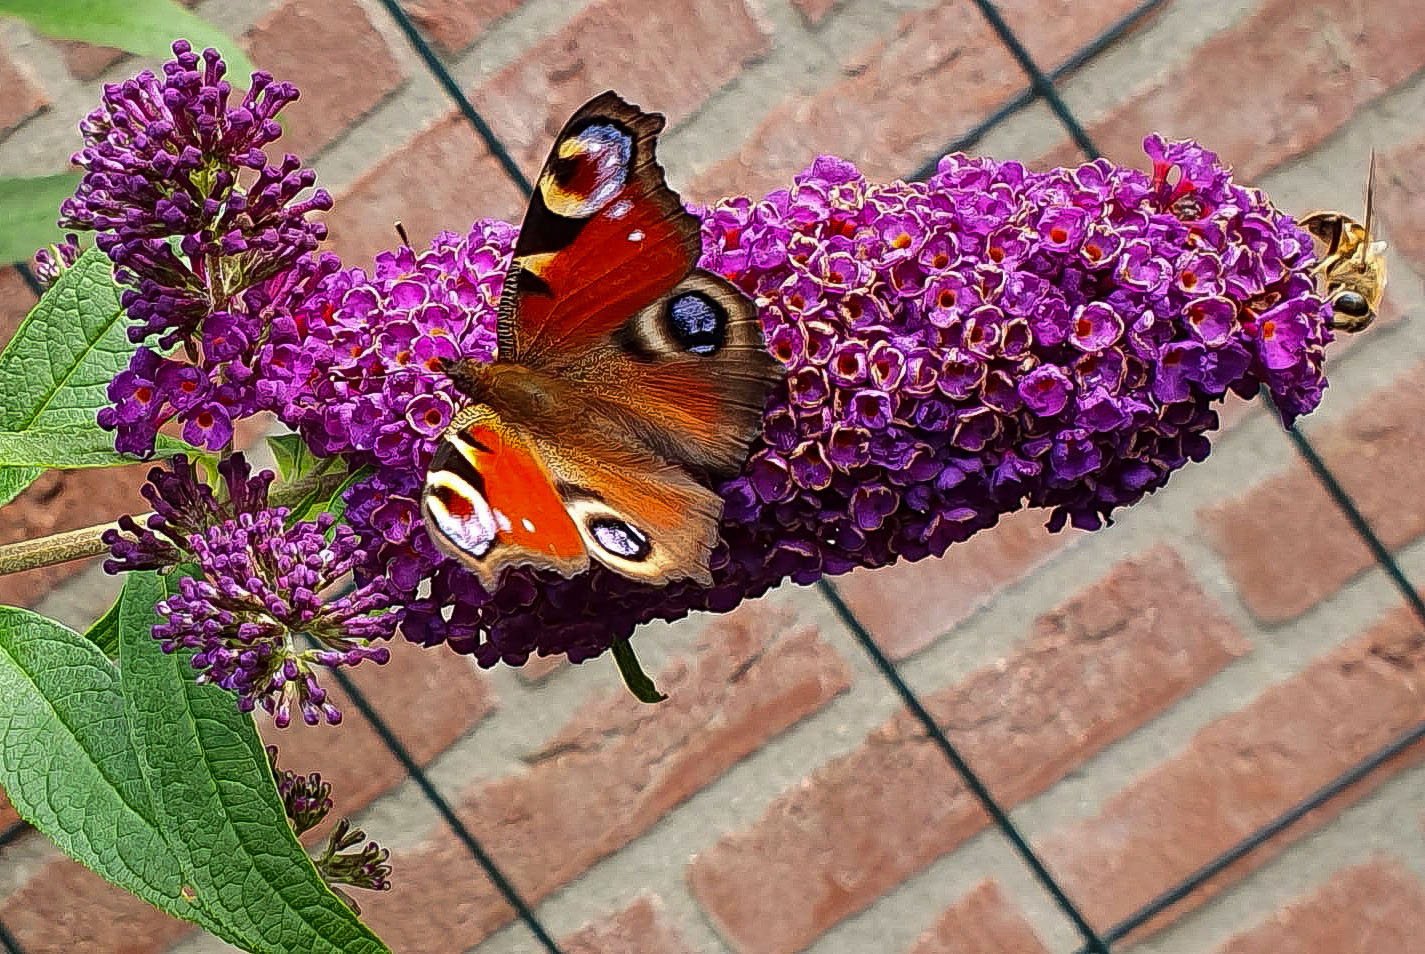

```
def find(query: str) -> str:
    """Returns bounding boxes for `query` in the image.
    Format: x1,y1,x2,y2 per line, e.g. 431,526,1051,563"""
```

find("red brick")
1200,358,1425,623
356,605,850,951
835,509,1077,659
243,0,407,159
0,790,19,832
404,0,525,54
59,41,126,82
1,855,191,954
259,637,495,832
1378,135,1425,274
0,457,152,611
791,0,840,26
323,114,527,269
1037,604,1425,940
516,650,565,684
688,547,1248,954
907,880,1050,954
1216,859,1425,954
691,0,1154,201
0,47,46,142
562,896,696,954
471,0,771,175
0,267,36,343
328,0,769,266
1038,0,1425,179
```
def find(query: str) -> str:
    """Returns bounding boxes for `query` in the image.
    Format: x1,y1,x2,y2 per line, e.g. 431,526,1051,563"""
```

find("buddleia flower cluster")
79,44,1334,682
104,455,395,726
60,39,333,454
260,141,1331,666
268,746,392,911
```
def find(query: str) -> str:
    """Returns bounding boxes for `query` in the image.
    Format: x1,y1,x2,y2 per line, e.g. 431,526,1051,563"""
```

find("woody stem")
0,470,345,579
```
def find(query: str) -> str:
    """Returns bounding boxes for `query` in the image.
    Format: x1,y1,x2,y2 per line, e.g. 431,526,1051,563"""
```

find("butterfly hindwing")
421,404,723,587
537,435,723,586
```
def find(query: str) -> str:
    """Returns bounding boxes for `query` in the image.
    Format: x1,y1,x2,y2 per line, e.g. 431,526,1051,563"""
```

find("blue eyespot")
589,518,650,560
667,292,725,356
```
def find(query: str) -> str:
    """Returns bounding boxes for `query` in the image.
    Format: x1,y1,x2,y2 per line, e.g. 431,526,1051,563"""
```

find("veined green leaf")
0,0,259,81
267,433,317,482
0,603,228,936
0,466,40,508
0,174,80,265
119,572,391,954
0,246,134,432
83,589,122,657
0,426,197,468
0,247,148,499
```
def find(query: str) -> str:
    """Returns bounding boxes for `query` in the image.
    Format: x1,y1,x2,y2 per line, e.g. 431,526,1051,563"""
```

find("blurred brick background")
2,0,1424,952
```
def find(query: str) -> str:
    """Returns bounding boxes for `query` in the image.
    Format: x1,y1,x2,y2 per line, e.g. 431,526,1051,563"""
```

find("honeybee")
1298,152,1388,332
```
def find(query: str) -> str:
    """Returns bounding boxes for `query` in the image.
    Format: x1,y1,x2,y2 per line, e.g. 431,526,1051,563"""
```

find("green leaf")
0,173,80,265
119,572,391,954
83,591,122,657
0,426,197,468
611,637,667,704
0,465,40,508
325,466,371,524
0,0,259,81
267,433,317,481
0,246,136,433
0,248,160,492
0,603,227,936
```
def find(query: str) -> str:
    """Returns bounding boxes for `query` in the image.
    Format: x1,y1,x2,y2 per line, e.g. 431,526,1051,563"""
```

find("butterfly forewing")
503,92,702,364
421,407,589,587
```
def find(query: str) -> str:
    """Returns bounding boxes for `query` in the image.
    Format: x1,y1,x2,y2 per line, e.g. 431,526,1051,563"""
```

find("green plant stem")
0,470,346,578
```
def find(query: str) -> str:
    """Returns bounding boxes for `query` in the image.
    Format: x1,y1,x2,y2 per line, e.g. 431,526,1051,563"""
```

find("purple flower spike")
61,40,332,456
108,454,396,724
273,137,1332,669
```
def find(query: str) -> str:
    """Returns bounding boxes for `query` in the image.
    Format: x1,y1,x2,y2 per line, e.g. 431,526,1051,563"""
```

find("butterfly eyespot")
541,122,633,218
588,517,651,561
666,292,726,356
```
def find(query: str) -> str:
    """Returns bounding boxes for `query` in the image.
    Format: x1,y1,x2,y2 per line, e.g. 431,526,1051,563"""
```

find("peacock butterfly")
420,91,778,589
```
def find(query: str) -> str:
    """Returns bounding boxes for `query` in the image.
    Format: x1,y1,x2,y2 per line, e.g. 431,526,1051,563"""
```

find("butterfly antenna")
395,221,412,249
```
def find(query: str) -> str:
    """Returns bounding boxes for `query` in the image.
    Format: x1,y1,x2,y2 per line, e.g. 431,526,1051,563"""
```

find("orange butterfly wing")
421,407,588,588
501,91,702,362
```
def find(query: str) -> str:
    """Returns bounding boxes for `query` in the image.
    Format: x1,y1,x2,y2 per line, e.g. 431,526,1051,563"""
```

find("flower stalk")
0,467,348,578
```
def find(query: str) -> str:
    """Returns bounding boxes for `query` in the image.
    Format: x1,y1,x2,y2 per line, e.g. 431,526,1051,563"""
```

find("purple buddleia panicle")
267,137,1333,668
60,40,332,456
105,454,395,726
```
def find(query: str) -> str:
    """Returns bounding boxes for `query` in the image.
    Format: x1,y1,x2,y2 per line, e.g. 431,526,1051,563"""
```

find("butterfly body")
421,92,778,590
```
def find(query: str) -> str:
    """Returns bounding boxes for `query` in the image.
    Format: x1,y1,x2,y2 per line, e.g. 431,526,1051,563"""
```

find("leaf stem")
0,470,346,578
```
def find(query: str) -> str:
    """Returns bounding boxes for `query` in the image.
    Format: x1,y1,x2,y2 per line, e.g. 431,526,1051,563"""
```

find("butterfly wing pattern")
421,92,778,589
